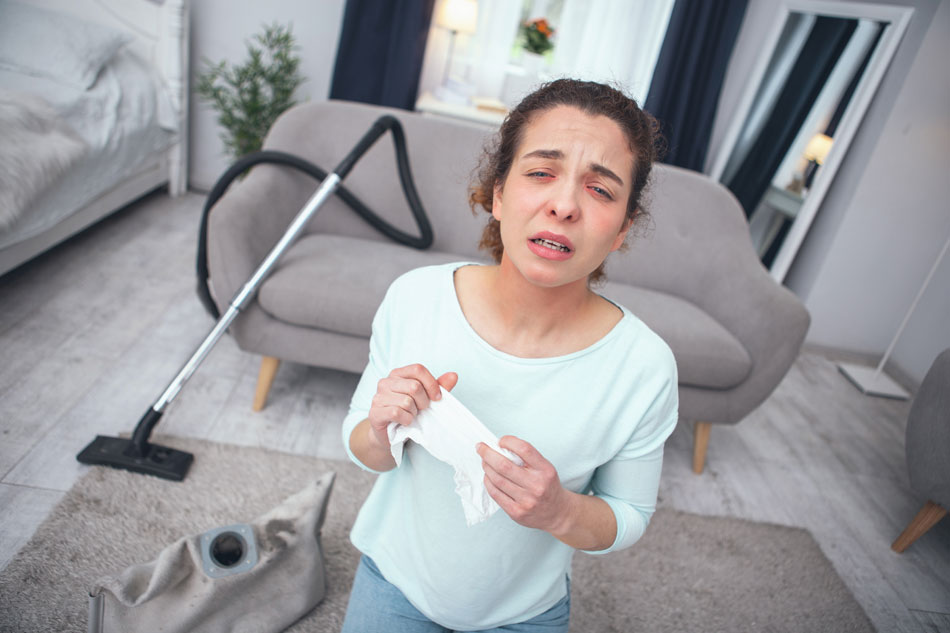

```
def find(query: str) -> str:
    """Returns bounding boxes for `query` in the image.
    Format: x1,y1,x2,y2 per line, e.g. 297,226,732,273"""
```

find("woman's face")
492,105,634,289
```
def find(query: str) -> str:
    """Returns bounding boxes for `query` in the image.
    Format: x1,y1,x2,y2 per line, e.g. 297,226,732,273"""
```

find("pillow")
0,1,132,89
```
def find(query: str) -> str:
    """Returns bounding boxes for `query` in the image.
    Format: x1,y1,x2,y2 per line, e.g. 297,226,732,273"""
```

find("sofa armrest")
711,254,810,420
613,165,810,421
674,187,810,420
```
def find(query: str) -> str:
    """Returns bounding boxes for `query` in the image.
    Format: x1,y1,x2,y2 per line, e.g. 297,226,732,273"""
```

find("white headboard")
27,0,190,193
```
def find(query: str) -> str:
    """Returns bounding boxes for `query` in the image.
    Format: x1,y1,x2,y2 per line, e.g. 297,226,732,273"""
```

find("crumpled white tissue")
388,388,523,526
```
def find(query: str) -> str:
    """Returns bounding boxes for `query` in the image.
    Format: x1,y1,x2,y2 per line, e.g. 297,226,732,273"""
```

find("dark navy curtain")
329,0,436,110
644,0,749,171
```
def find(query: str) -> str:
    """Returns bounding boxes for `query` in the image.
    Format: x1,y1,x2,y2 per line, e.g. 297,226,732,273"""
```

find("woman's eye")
590,185,613,200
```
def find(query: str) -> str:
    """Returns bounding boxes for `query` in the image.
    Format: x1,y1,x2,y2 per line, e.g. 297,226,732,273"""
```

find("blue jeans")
341,556,571,633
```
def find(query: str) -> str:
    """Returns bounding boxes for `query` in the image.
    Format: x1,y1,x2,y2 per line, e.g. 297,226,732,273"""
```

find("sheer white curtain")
466,0,523,100
550,0,674,104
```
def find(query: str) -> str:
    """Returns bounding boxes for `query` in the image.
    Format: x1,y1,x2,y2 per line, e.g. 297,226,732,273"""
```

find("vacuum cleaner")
76,115,433,481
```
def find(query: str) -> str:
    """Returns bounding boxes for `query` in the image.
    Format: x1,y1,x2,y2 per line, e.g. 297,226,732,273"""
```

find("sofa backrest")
264,99,492,260
606,164,764,300
263,100,764,313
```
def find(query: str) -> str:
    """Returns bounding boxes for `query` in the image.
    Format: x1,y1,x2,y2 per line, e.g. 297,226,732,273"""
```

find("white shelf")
415,92,506,128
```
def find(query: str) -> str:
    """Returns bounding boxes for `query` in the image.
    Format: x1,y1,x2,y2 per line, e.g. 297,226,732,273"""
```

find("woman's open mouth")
532,238,571,252
527,232,574,260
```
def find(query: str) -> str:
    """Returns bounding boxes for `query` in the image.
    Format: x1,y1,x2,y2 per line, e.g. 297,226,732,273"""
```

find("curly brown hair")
469,79,663,285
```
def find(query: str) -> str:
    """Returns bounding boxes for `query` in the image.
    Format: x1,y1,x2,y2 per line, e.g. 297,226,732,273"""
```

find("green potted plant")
520,17,555,56
518,17,555,74
196,23,304,160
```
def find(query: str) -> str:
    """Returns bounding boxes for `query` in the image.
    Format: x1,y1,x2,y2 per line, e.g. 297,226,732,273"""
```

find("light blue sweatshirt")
341,263,678,630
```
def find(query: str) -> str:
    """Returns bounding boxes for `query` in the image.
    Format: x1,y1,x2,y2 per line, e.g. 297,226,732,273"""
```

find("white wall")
707,0,947,384
188,0,346,191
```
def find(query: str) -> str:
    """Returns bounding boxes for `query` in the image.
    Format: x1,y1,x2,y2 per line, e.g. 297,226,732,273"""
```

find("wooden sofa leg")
892,500,947,553
253,356,281,412
693,421,711,474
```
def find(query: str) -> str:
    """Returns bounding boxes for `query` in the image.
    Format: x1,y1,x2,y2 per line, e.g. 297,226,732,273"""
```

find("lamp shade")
437,0,478,34
804,133,833,165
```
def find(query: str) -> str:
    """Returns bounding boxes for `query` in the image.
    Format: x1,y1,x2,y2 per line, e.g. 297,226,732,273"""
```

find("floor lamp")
838,231,950,399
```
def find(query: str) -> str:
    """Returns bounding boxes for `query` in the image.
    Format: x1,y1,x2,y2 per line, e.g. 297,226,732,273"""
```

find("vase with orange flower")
519,17,555,73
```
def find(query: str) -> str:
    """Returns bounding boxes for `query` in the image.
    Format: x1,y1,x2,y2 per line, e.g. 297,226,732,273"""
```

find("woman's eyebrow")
522,148,563,160
521,148,625,187
591,163,624,187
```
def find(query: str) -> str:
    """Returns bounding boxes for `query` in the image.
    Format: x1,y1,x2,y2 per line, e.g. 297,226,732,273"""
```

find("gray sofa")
892,348,950,552
206,99,810,473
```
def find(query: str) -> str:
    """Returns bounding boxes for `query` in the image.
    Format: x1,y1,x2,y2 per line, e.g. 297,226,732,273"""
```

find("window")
418,0,675,112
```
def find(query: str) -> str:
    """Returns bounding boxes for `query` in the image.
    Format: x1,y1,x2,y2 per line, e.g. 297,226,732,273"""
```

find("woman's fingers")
371,389,418,419
482,455,521,504
437,371,459,392
479,443,526,497
478,437,567,532
369,383,422,429
483,469,518,512
369,364,454,431
390,364,443,402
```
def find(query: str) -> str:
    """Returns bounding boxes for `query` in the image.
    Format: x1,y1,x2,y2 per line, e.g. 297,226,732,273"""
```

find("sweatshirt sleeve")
340,283,396,473
583,342,679,555
581,444,665,555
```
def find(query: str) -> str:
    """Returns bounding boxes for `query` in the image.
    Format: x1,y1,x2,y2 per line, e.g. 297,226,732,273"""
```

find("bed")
0,0,188,276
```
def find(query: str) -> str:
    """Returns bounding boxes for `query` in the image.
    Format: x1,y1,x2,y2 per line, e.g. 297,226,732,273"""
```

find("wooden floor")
1,191,947,632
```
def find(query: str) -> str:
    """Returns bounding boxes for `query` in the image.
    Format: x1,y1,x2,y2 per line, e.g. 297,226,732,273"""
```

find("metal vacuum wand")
77,116,404,481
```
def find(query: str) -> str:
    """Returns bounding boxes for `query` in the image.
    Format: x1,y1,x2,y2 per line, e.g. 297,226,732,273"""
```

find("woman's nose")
548,184,581,221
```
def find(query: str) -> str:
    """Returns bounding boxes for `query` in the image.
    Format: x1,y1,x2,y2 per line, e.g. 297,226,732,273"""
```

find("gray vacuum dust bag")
87,472,335,633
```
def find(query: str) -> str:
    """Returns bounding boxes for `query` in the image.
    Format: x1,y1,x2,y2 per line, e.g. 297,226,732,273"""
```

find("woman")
340,79,678,632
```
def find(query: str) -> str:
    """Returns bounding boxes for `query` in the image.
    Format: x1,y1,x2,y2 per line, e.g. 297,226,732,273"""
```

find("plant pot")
521,51,546,75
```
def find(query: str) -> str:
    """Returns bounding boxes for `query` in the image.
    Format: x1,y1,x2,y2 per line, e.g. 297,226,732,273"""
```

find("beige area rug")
0,436,874,633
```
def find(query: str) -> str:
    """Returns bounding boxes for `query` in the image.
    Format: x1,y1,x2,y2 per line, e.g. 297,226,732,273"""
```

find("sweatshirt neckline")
446,263,632,365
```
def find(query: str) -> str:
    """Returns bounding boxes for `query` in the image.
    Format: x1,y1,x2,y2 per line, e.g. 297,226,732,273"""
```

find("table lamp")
803,132,832,188
434,0,478,104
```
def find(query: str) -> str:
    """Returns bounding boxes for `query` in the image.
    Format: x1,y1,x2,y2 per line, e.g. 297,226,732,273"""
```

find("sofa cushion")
602,282,751,390
258,234,461,338
260,234,751,390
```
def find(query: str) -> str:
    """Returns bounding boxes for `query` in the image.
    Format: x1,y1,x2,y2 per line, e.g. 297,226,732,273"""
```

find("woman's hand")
477,436,570,533
478,436,618,550
364,364,459,452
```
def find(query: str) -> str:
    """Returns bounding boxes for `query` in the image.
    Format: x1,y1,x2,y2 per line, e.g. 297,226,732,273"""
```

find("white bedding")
0,46,178,250
0,92,88,228
0,0,183,253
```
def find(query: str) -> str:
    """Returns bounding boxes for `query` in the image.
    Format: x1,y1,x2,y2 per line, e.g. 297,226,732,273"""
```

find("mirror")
709,1,913,282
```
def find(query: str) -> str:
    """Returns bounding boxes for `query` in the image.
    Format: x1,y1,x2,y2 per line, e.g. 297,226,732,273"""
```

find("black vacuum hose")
196,118,433,319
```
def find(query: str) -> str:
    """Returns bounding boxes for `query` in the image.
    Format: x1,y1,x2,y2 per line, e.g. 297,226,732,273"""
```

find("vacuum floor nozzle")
77,435,193,481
